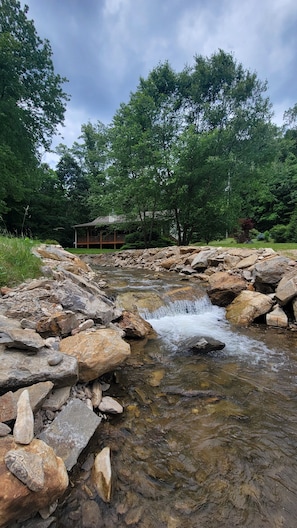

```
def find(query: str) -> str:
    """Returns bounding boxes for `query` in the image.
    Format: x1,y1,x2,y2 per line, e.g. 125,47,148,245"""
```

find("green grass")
204,238,297,251
0,236,42,288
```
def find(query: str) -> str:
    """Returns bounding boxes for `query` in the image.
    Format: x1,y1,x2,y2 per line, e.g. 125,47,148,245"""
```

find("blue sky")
21,0,297,165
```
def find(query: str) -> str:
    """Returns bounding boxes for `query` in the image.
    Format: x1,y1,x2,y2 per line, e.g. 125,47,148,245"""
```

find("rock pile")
0,244,154,527
85,245,297,329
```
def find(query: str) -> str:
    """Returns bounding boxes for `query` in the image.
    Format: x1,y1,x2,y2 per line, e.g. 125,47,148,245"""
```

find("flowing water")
57,267,297,528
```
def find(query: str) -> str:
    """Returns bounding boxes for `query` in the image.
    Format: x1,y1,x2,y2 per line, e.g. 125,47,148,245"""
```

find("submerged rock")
92,446,112,503
181,336,225,354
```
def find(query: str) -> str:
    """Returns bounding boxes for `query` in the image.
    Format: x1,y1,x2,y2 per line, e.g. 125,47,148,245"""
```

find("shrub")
270,224,289,243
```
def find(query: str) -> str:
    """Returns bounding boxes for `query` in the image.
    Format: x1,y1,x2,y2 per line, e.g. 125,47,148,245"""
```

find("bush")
270,224,289,243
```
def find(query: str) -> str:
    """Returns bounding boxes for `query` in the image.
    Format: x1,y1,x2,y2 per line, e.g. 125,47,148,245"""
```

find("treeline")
1,1,297,247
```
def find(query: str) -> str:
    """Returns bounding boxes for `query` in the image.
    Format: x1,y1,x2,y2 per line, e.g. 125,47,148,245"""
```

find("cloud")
20,0,297,153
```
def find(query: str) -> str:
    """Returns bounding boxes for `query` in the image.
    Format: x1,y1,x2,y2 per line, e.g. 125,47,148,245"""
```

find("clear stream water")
56,267,297,528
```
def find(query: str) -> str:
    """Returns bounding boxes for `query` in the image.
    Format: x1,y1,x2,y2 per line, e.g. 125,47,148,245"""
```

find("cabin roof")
73,211,173,228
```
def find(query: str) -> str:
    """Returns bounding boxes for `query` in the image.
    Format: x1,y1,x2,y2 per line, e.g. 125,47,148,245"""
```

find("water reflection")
57,266,297,528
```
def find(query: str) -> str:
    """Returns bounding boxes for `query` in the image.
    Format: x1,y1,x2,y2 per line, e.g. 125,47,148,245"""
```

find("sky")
20,0,297,166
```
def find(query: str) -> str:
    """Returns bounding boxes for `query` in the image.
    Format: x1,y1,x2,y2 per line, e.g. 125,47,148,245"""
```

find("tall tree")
0,0,69,225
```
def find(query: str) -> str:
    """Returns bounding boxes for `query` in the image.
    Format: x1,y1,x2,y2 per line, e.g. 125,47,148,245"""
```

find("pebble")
47,352,63,366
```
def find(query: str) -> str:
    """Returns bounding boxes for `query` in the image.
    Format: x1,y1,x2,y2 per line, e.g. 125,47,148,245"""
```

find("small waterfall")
144,295,279,365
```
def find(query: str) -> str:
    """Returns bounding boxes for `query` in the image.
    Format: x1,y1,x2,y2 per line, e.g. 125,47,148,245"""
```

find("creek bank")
84,245,297,329
0,244,154,528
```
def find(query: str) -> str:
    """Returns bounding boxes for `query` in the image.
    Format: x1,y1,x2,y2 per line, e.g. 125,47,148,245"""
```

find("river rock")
5,448,45,491
181,336,226,354
38,398,101,470
91,380,103,408
207,271,247,306
275,270,297,305
0,423,11,437
253,256,293,290
0,326,45,353
226,290,274,325
53,279,120,324
0,436,68,527
0,382,54,423
266,305,288,328
59,328,131,382
99,396,123,414
42,386,71,411
92,446,112,503
116,310,156,338
36,310,81,337
13,390,34,445
191,248,219,270
0,346,78,392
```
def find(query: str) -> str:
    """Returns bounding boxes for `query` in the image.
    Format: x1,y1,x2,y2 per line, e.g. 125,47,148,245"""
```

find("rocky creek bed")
1,244,297,527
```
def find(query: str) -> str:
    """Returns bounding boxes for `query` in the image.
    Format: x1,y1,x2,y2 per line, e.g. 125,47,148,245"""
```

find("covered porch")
73,215,127,249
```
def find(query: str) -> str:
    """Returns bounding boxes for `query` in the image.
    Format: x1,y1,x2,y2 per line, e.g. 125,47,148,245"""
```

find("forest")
1,0,297,248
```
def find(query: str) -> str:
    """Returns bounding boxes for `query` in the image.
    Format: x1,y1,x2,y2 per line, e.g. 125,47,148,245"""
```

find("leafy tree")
0,0,69,223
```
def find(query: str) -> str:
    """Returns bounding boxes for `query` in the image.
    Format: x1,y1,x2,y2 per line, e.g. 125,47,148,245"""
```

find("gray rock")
5,449,45,491
253,256,292,287
0,423,11,436
42,386,71,411
54,279,120,324
0,345,78,392
181,336,225,354
0,327,45,353
38,399,101,470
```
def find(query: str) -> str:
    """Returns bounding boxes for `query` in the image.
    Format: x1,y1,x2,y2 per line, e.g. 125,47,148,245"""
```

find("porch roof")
73,214,127,228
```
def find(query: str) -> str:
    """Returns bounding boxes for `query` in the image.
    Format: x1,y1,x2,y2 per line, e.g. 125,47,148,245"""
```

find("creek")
57,266,297,528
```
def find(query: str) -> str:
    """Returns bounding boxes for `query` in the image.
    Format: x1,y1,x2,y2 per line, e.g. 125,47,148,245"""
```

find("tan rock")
0,381,54,423
13,390,34,445
91,380,103,408
99,396,123,414
266,305,288,328
36,311,80,337
275,270,297,305
59,328,131,382
207,271,247,306
0,436,68,527
235,253,259,269
92,446,112,503
226,290,274,325
116,310,156,338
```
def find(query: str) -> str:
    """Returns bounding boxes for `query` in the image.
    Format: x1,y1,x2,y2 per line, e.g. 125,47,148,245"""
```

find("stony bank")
0,243,297,527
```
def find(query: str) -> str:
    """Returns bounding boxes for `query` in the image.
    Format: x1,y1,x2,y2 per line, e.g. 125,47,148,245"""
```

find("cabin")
73,212,176,249
73,214,128,249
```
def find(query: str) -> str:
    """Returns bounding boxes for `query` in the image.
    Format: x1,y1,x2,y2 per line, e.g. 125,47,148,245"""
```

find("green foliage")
269,224,289,243
0,235,41,287
0,0,69,220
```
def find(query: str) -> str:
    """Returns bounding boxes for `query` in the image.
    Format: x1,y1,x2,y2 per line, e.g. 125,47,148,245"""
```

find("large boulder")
253,256,293,291
207,271,247,306
275,270,297,305
0,436,68,527
59,328,131,382
226,290,274,325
